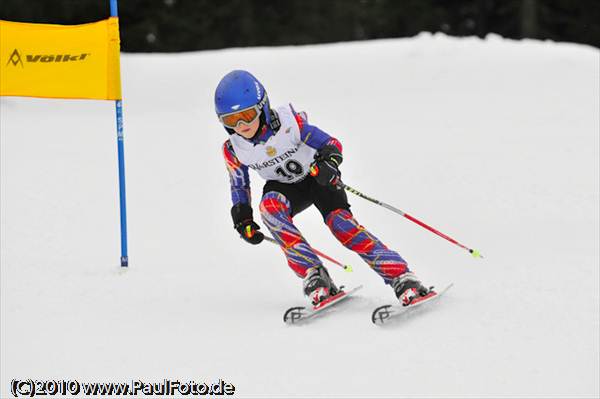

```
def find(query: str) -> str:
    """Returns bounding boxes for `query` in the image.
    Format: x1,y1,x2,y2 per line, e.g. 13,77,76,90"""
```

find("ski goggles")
219,94,268,129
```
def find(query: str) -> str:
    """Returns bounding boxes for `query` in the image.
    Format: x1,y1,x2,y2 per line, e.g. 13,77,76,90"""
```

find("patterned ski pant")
259,191,409,284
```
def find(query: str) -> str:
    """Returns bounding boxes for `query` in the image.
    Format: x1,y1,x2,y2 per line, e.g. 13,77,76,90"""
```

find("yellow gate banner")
0,18,122,100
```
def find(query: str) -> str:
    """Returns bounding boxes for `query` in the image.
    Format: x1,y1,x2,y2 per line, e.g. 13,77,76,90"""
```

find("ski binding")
371,283,454,325
283,285,363,324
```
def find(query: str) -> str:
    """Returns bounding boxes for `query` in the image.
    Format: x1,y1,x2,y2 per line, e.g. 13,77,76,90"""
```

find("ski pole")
263,236,353,272
336,181,483,259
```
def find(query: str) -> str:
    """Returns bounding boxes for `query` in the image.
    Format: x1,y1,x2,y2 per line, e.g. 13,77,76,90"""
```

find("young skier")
216,70,430,306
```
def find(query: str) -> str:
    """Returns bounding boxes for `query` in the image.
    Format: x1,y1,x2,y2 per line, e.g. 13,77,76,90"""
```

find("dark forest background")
1,0,598,52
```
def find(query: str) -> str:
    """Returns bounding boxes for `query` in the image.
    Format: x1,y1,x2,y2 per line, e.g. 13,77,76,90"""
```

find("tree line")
1,0,598,52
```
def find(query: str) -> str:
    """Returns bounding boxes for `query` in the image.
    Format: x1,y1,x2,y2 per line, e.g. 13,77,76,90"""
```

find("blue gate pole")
110,0,128,267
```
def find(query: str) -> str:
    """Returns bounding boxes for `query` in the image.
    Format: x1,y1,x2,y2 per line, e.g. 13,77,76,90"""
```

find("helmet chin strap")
268,109,281,131
252,108,280,141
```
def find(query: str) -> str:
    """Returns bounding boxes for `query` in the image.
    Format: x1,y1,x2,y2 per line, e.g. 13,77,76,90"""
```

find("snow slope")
1,33,599,398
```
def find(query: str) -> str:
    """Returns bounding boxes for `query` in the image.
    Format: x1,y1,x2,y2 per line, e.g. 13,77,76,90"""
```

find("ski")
371,283,454,325
283,285,363,324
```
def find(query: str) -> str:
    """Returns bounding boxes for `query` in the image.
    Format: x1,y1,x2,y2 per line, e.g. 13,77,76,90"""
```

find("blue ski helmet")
214,70,272,133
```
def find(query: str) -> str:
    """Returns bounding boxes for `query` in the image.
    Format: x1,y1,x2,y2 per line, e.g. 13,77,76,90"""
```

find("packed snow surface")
2,33,599,398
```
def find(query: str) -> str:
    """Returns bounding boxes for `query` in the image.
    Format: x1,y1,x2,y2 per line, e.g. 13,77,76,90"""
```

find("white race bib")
229,105,317,183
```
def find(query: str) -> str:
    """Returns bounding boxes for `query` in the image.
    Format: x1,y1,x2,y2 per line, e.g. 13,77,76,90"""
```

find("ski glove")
231,203,264,245
310,144,343,190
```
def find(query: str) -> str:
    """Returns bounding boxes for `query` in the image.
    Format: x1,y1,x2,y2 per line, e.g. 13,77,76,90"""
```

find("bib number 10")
275,160,304,180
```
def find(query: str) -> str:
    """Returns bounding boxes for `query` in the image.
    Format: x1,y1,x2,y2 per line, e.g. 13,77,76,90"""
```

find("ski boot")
391,272,430,306
303,266,340,306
